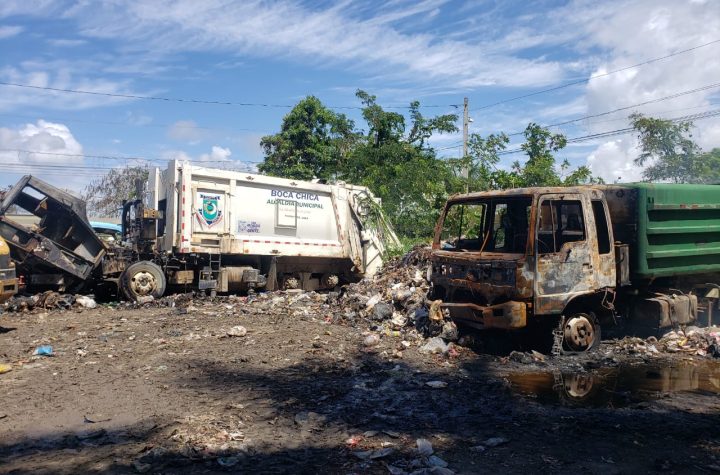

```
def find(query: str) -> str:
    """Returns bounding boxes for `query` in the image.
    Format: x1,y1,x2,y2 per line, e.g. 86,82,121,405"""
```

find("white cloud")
0,120,91,190
0,25,23,39
586,137,645,183
199,145,231,162
568,0,720,178
56,0,566,90
0,62,139,111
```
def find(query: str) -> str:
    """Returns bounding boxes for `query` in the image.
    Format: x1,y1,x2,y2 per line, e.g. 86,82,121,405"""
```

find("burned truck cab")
429,187,617,351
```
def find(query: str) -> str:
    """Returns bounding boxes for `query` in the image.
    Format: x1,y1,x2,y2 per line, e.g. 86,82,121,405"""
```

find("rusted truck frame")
429,185,708,352
0,176,126,294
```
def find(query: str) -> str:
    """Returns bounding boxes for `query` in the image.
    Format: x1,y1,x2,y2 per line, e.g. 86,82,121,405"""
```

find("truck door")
535,193,596,314
590,198,615,289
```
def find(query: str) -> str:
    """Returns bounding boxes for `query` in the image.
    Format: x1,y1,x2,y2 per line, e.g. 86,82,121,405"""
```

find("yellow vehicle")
0,236,18,302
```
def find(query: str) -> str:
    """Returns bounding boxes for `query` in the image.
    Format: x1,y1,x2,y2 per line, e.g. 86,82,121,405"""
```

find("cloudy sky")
1,0,719,191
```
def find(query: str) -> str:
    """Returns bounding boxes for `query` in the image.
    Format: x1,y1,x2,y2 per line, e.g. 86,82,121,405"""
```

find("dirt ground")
1,294,720,475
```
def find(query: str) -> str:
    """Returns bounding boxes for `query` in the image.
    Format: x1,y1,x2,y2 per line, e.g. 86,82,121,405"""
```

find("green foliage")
258,92,611,239
630,113,719,183
383,235,433,260
257,96,356,180
342,90,459,238
461,124,600,192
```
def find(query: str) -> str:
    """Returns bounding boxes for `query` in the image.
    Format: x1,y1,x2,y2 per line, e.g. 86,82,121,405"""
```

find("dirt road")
1,294,720,474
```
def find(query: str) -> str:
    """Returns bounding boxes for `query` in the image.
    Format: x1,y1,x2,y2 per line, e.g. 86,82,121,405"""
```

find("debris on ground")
0,245,719,473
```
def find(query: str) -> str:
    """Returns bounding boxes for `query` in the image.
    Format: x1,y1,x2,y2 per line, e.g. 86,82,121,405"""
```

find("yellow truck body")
0,236,18,302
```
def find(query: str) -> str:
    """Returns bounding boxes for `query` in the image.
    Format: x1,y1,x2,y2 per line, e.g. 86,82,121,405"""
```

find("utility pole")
462,97,469,193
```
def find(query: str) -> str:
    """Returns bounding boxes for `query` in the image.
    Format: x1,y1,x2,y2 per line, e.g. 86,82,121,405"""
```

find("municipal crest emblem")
196,193,223,228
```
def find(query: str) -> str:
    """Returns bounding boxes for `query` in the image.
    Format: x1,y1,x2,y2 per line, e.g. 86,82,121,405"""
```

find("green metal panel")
633,183,720,278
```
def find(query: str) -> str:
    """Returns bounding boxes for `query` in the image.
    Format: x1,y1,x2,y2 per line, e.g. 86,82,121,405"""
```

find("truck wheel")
120,261,167,302
563,312,601,352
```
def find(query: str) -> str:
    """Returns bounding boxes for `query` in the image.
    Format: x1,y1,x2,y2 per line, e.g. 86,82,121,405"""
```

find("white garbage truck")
124,160,398,299
0,161,399,301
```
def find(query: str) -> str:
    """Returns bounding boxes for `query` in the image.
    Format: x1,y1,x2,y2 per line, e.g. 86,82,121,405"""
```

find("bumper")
440,300,527,329
0,267,18,303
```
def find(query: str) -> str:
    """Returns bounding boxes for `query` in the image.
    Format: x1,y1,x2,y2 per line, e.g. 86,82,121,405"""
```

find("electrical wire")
470,38,720,112
0,81,460,110
506,82,720,136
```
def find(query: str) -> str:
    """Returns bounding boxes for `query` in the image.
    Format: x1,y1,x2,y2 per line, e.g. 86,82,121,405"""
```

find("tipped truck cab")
430,185,715,352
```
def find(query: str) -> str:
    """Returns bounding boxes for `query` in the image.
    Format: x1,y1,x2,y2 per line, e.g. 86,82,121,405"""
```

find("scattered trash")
33,345,53,356
416,438,433,456
419,337,449,355
353,447,394,460
482,437,509,448
75,295,97,309
363,333,381,347
425,380,448,389
227,325,248,337
428,455,449,468
0,363,12,374
372,302,394,321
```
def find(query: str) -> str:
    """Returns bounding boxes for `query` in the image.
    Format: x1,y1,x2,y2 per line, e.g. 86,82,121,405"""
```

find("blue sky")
1,0,719,192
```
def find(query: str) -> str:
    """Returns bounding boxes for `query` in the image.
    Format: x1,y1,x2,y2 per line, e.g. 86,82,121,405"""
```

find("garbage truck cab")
429,185,714,352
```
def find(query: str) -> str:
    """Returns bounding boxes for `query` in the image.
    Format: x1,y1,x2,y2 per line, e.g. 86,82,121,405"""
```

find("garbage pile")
334,246,459,351
2,291,97,312
661,326,720,357
610,326,720,358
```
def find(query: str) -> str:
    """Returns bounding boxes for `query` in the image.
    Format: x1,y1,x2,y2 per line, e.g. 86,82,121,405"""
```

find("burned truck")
429,184,719,352
0,161,398,301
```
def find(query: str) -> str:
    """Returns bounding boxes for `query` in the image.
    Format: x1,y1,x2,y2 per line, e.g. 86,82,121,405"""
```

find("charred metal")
430,185,720,352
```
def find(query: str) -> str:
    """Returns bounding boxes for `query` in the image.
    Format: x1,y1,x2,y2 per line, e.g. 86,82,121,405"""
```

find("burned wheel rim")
120,261,167,302
130,271,157,296
563,313,598,352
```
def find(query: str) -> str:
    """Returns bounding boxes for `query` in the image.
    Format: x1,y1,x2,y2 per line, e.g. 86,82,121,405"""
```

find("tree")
461,124,599,191
457,132,510,191
630,113,719,183
258,96,356,181
82,166,149,218
343,90,459,237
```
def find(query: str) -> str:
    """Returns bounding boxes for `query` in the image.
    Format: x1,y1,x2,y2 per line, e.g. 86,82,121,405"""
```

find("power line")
507,82,720,136
470,38,720,112
0,148,264,164
495,108,720,156
0,81,460,110
0,112,270,133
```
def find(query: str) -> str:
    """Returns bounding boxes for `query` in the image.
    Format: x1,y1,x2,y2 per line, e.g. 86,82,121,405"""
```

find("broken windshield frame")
438,197,532,254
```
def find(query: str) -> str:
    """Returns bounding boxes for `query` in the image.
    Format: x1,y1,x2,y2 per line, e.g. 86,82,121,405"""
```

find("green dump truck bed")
604,183,720,280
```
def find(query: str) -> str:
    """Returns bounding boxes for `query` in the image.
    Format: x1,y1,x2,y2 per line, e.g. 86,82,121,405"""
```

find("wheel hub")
563,314,596,351
130,271,157,296
563,373,595,399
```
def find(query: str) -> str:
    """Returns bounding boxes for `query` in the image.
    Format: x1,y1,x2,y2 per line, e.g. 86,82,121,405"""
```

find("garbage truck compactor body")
429,184,720,352
0,161,397,301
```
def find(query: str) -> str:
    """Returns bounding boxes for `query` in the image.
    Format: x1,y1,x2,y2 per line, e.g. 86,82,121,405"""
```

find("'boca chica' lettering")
270,190,320,201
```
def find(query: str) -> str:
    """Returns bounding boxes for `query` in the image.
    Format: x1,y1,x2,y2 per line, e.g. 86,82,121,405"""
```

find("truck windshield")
439,197,531,253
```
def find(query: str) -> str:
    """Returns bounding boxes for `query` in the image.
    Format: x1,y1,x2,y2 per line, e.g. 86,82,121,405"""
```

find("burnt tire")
120,261,167,302
563,312,601,352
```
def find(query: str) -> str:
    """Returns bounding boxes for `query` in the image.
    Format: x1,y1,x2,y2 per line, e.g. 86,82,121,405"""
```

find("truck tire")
120,261,167,302
563,312,601,352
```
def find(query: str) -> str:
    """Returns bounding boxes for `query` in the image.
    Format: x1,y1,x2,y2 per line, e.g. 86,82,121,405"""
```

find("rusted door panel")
591,193,616,289
535,193,597,314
